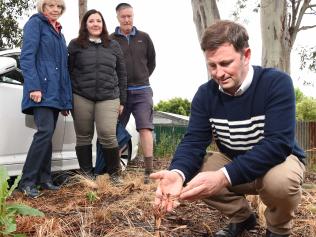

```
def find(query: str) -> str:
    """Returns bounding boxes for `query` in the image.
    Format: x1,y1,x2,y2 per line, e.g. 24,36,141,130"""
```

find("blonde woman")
19,0,72,198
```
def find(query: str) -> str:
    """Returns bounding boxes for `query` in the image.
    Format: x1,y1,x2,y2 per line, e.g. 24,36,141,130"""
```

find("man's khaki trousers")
201,152,305,235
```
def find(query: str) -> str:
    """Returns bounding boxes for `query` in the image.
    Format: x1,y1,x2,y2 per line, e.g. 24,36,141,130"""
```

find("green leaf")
7,175,21,198
86,191,99,203
6,204,44,217
2,222,17,234
0,215,16,235
0,166,10,198
12,234,26,237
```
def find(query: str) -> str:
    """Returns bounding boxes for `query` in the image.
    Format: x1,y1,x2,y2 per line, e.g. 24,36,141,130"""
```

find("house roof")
153,111,189,126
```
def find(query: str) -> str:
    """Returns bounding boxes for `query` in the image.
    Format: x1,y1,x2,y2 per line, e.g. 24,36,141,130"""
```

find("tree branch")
290,0,311,44
298,24,316,31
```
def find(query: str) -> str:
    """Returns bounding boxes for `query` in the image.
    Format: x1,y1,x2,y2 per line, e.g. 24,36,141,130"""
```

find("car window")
0,69,23,85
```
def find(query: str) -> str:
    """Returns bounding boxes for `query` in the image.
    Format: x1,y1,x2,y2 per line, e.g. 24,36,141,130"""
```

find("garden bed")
9,157,316,237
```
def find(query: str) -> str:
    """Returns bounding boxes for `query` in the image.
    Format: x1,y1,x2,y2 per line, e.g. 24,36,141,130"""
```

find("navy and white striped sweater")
169,66,305,186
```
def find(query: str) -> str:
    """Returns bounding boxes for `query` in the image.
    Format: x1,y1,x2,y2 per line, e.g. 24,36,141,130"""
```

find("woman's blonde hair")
36,0,66,15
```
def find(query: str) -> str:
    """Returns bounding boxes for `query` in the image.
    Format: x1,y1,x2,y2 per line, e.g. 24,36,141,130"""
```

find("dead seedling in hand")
153,193,180,237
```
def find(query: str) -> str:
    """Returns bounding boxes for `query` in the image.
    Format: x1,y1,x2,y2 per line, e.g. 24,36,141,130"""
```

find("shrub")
154,132,183,158
0,166,44,236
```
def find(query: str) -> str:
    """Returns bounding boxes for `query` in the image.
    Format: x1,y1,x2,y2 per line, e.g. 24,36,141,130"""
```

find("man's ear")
244,48,251,60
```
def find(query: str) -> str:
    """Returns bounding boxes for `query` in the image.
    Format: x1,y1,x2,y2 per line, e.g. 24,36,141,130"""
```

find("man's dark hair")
201,20,249,53
116,3,132,12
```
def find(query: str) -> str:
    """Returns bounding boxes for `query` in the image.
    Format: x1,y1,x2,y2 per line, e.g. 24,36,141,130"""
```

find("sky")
22,0,316,104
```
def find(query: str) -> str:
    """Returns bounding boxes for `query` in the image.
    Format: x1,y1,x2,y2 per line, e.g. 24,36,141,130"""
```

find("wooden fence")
296,121,316,168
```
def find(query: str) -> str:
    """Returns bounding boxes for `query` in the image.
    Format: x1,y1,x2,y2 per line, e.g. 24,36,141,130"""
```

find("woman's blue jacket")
20,13,72,114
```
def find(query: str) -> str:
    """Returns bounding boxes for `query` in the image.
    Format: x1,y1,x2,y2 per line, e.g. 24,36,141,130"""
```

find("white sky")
23,0,316,104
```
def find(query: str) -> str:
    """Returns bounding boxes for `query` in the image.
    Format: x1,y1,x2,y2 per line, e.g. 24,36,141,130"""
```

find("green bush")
154,132,183,158
296,97,316,121
153,127,219,159
154,97,191,116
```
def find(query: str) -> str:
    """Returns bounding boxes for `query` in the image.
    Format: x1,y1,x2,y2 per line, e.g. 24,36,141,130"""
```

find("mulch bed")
8,157,316,236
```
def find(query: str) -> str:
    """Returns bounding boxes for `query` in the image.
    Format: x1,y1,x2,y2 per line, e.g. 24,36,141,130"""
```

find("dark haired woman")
68,9,127,184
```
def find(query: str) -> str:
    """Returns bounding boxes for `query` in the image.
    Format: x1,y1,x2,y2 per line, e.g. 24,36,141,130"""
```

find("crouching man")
150,20,305,237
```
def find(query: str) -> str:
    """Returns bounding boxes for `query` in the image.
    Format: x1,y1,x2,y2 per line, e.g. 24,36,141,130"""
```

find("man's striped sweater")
169,66,305,186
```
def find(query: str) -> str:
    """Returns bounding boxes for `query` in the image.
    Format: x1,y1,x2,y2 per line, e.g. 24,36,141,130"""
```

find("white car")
0,51,139,176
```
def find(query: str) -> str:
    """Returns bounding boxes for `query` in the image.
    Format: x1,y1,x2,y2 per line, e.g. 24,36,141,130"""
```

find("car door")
0,66,66,176
57,114,80,171
0,52,79,174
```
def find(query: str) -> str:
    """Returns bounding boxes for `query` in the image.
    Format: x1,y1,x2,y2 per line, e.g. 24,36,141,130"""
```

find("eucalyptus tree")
191,0,316,74
261,0,316,73
191,0,220,42
78,0,87,23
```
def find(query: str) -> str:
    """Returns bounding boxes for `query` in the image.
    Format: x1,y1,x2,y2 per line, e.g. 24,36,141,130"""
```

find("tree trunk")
191,0,315,77
191,0,220,42
260,0,291,73
78,0,87,24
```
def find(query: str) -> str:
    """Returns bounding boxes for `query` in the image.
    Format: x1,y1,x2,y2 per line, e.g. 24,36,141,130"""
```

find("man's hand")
180,170,229,201
150,170,183,212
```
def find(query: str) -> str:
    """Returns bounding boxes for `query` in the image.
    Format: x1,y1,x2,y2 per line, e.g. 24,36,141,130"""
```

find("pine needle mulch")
8,163,316,237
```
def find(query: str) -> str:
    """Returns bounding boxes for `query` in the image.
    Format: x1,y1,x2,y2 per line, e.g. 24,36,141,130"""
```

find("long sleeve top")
169,66,305,186
110,27,156,87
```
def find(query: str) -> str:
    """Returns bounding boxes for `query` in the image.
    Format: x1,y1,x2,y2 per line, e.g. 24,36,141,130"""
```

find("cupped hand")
150,170,183,212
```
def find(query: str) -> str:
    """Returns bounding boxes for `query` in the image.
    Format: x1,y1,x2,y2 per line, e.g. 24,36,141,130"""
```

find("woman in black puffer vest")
68,9,127,184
